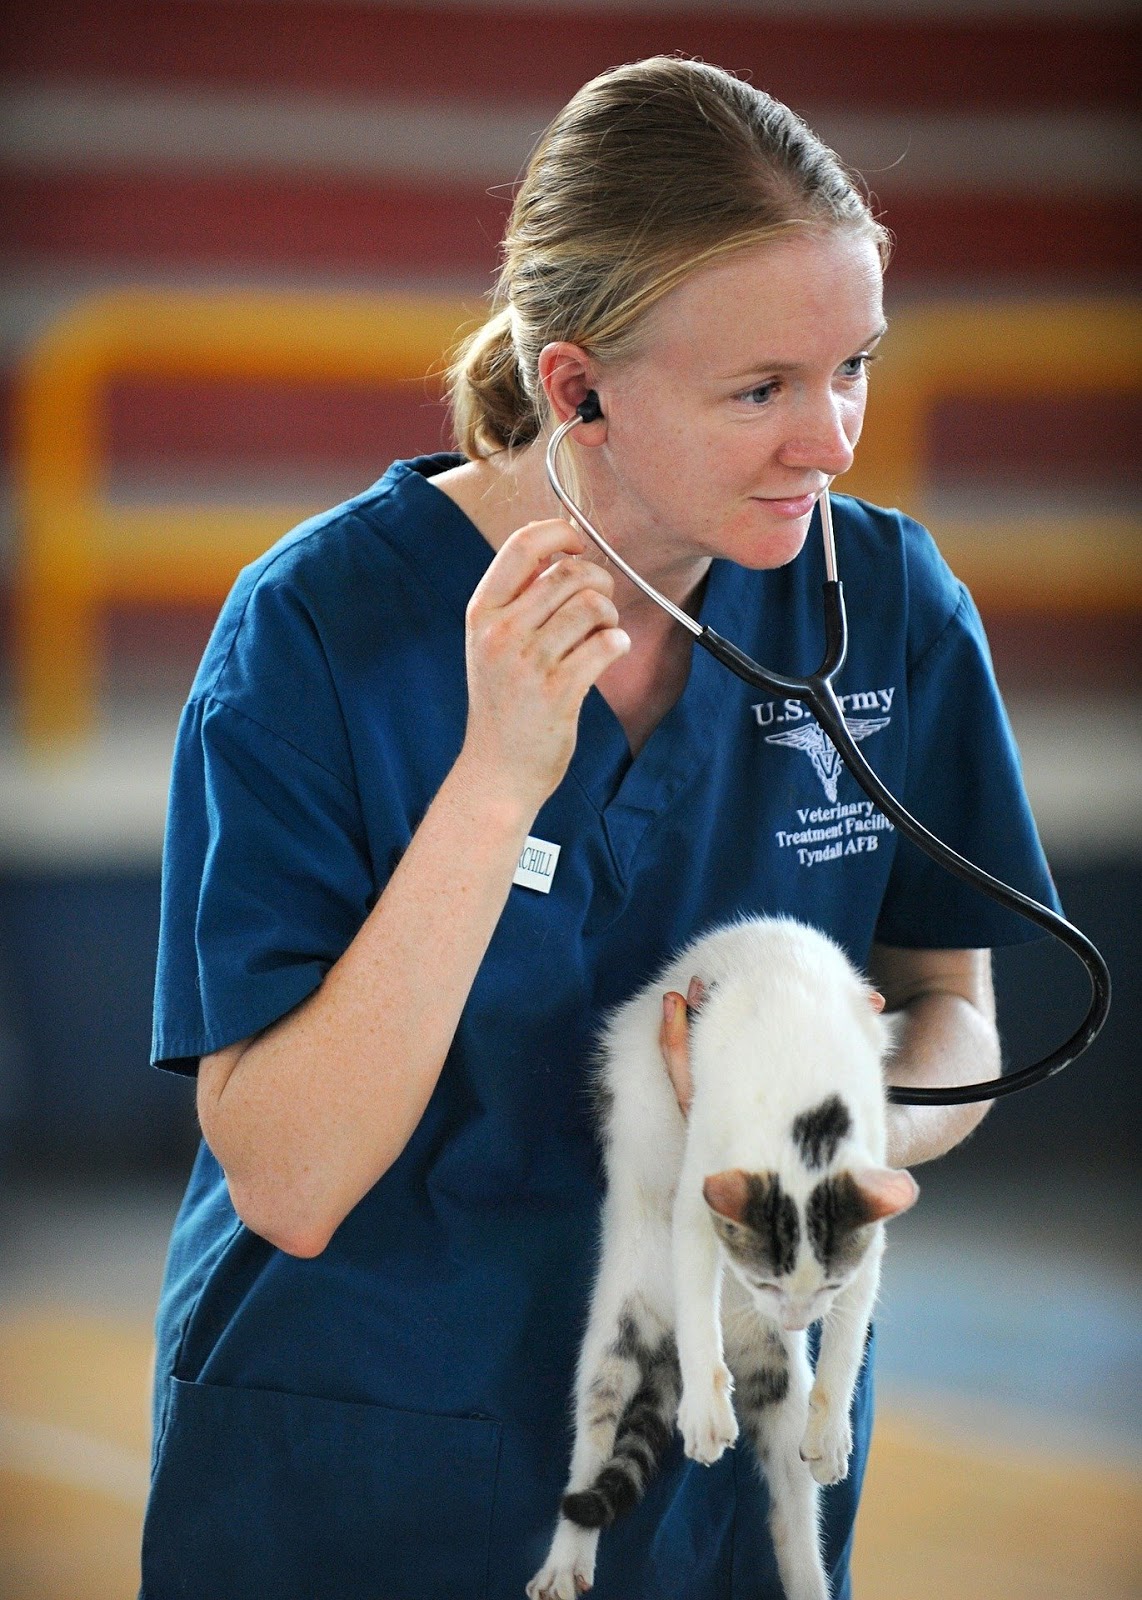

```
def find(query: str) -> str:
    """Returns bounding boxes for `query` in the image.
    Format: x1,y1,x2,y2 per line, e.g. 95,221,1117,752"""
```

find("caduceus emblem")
765,718,890,803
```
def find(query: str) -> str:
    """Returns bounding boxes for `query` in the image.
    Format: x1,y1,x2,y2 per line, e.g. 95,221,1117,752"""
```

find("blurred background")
0,2,1138,1596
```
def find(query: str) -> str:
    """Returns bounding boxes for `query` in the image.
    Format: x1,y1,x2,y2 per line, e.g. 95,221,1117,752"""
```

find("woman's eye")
740,380,779,405
838,354,875,380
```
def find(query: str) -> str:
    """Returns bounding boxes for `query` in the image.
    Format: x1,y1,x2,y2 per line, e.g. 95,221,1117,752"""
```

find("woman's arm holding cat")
865,943,996,1168
660,946,997,1169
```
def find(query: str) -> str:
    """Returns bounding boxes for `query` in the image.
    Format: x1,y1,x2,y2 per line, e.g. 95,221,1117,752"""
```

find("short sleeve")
874,582,1061,949
151,693,374,1075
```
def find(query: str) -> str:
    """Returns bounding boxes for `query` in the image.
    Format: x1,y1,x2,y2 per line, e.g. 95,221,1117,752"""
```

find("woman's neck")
431,441,711,620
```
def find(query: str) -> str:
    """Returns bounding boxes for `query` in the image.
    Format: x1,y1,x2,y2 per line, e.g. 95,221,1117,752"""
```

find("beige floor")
1,1310,1139,1600
0,1315,151,1600
855,1412,1141,1600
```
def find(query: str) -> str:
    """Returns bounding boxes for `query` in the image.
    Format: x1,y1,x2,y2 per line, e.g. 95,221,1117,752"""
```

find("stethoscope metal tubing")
546,412,1112,1106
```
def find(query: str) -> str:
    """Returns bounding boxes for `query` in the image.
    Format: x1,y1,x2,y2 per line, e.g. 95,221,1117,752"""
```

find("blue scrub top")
144,457,1059,1600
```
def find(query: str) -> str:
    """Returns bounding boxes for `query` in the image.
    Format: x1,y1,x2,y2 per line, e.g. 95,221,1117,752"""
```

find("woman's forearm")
198,516,628,1257
881,991,998,1167
872,945,998,1169
197,748,536,1256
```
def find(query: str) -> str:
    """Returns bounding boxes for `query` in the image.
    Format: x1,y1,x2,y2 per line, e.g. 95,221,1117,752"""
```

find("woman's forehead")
633,231,885,377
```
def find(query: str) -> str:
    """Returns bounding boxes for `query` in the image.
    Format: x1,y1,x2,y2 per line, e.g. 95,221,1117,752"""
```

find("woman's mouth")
754,491,819,519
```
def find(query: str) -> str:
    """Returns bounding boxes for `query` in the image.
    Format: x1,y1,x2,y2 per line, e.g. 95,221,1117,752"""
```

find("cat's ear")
850,1167,919,1222
868,989,886,1013
702,1169,752,1225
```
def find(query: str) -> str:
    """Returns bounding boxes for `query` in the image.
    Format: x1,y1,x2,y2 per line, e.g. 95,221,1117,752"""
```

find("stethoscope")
547,392,1111,1107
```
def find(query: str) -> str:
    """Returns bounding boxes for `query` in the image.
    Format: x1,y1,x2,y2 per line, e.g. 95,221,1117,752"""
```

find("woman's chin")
730,509,814,570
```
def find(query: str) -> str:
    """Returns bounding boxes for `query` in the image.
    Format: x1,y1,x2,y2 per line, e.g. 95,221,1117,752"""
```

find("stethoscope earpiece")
576,391,604,424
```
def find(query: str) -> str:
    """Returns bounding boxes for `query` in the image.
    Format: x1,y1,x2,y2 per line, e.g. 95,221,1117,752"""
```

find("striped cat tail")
561,1336,680,1530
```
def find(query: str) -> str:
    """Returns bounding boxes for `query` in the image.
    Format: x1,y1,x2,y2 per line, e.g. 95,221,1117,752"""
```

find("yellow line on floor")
0,1411,148,1506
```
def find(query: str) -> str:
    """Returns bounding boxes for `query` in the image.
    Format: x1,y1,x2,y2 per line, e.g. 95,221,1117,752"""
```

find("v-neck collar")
372,454,495,617
372,455,808,880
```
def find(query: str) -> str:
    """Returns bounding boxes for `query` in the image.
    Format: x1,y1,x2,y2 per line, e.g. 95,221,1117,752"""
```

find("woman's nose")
778,395,858,478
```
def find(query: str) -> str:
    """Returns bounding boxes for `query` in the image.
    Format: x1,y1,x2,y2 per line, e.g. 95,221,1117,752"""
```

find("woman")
143,57,1057,1599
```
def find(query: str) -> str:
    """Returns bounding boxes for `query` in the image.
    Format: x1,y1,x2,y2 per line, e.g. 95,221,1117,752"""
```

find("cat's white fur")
528,915,918,1600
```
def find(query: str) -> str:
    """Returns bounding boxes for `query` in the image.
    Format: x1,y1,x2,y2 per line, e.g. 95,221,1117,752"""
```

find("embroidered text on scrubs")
750,687,895,728
774,810,894,868
753,686,895,803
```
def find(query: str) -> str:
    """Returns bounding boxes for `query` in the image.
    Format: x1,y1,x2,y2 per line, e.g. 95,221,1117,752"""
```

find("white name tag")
513,835,561,894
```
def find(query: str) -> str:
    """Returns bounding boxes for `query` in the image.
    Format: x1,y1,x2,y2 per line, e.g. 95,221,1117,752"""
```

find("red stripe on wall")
927,395,1142,480
103,378,453,467
2,369,1136,483
2,2,1138,112
0,172,512,277
881,194,1141,284
1,173,1137,284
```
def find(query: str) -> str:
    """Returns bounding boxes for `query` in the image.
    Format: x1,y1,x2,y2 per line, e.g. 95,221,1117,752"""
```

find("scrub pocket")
141,1377,502,1600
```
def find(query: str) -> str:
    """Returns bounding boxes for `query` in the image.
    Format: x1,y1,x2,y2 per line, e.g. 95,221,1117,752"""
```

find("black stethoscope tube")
547,401,1112,1106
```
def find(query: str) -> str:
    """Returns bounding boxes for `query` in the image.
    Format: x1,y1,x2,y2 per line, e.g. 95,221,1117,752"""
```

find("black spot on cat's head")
792,1095,852,1170
709,1173,799,1278
805,1173,876,1273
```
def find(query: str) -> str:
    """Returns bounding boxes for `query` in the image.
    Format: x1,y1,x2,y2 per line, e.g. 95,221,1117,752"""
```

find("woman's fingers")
515,554,618,640
660,978,709,1116
524,580,622,667
468,521,620,671
469,518,588,610
660,991,693,1116
461,516,629,809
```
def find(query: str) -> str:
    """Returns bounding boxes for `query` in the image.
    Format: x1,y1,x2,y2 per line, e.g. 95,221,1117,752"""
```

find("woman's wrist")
450,740,551,840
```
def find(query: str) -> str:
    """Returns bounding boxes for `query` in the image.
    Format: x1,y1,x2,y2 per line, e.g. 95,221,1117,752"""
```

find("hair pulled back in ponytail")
448,307,541,461
448,55,889,460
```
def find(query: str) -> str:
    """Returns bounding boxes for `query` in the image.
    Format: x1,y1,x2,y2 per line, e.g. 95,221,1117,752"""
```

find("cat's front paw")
799,1388,852,1485
678,1365,739,1465
526,1519,598,1599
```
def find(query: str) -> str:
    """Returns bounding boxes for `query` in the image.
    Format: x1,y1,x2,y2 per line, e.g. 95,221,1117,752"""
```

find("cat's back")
677,917,890,1147
594,916,890,1178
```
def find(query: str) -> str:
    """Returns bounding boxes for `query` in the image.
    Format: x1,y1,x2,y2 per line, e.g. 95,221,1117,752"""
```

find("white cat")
527,915,918,1600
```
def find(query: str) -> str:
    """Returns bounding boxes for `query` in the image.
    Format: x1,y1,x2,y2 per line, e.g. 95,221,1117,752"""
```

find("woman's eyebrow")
720,323,889,382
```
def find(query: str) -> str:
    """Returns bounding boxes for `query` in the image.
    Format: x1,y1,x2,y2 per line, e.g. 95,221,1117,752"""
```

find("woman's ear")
537,342,608,442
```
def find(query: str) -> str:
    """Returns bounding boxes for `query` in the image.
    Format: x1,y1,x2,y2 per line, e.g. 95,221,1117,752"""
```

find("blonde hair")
449,56,889,459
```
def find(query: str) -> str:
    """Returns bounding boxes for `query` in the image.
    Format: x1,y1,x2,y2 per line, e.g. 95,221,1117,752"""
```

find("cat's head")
702,1147,918,1330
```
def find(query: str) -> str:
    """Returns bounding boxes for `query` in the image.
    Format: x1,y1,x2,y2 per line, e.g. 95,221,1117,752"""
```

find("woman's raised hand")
462,519,631,810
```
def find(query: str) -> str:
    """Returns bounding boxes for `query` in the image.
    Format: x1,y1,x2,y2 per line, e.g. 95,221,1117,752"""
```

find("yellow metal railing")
13,289,474,747
11,291,1142,749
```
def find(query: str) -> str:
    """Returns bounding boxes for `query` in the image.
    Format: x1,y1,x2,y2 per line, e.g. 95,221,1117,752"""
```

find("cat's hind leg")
731,1318,829,1600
